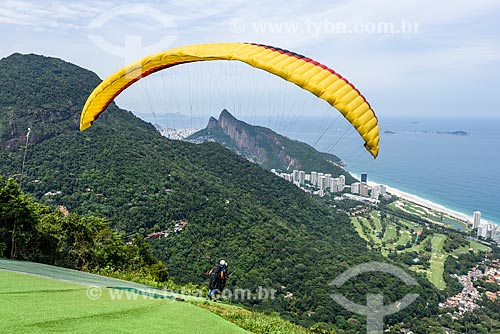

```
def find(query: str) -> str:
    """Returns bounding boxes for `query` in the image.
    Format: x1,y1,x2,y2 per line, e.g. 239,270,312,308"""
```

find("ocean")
259,116,500,225
142,108,499,225
110,61,500,224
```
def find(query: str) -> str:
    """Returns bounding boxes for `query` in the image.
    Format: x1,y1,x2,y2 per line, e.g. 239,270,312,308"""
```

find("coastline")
349,173,474,225
373,182,472,224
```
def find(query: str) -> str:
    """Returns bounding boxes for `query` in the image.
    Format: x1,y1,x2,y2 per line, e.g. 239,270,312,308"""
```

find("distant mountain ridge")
187,109,355,183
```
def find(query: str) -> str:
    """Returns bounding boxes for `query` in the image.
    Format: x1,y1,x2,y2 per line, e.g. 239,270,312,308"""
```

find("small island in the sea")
385,130,469,136
416,130,469,136
436,130,469,136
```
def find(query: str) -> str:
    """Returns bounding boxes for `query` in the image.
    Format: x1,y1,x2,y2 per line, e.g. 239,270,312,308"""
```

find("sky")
1,0,500,119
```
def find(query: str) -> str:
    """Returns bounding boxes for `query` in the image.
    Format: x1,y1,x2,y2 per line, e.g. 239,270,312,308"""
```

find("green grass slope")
0,270,250,334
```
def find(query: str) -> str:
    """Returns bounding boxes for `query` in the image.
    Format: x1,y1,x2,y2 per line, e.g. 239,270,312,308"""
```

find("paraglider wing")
80,42,379,158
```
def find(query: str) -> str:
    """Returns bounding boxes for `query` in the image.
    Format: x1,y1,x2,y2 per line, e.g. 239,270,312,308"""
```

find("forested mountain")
187,109,355,183
0,53,439,331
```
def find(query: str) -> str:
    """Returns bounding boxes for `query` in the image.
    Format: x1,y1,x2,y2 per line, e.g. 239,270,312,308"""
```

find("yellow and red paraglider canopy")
80,42,379,158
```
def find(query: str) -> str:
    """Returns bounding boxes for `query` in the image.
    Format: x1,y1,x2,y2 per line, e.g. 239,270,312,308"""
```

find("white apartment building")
299,171,306,184
379,185,387,195
473,211,481,229
330,178,339,192
311,171,318,186
338,175,345,190
351,182,361,194
477,222,490,238
360,183,369,197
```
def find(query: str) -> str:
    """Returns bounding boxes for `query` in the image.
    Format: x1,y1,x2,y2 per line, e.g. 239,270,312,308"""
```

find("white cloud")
0,0,498,117
0,0,114,29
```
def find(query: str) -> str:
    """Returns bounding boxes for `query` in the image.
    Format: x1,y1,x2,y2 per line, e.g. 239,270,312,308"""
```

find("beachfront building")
476,221,500,240
273,169,351,193
330,178,339,192
492,229,500,244
379,185,387,195
273,169,388,207
360,183,369,197
338,175,345,190
477,222,490,239
472,218,500,244
361,172,368,183
371,186,380,200
473,211,481,228
351,182,361,194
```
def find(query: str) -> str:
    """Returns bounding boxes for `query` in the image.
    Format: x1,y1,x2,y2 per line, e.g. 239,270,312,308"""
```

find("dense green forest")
0,177,168,282
1,52,499,332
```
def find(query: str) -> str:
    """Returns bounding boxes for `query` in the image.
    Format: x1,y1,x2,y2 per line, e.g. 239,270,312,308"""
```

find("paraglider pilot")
207,260,227,301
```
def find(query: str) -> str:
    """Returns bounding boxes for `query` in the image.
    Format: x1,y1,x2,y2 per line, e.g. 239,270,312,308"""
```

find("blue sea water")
260,116,500,225
117,63,499,224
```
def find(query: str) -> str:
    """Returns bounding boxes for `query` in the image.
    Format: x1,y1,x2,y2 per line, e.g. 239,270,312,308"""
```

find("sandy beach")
366,180,473,224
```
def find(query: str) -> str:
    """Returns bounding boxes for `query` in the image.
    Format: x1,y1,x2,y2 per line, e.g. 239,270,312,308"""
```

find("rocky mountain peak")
187,110,353,182
207,116,219,129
